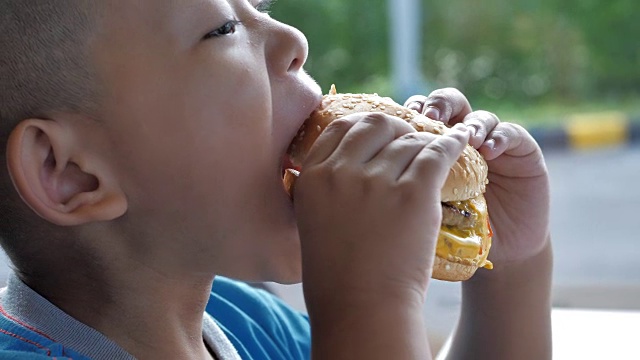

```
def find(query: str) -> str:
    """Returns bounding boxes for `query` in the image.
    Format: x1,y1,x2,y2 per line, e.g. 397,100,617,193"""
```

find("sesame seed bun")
286,85,493,282
288,85,488,202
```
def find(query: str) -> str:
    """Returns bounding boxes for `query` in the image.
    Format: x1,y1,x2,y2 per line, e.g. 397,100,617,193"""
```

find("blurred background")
271,0,640,125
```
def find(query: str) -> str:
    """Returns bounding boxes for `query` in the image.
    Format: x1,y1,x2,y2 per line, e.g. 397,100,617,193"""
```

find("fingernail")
423,106,440,121
467,125,477,137
452,123,468,132
406,102,422,111
483,139,496,150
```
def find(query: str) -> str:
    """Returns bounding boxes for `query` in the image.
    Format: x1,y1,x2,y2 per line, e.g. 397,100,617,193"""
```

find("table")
552,308,640,359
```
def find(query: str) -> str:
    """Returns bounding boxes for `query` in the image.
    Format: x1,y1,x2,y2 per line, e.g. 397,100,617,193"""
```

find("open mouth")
281,152,302,177
281,153,301,197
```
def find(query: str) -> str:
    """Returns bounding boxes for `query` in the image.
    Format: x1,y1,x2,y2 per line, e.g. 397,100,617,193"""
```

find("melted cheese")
436,197,493,269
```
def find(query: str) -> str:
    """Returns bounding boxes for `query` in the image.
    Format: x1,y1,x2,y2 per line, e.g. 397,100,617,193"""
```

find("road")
548,145,640,285
0,144,639,350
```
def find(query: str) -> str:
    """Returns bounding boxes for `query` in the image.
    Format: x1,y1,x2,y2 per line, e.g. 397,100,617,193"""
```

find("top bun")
288,85,488,202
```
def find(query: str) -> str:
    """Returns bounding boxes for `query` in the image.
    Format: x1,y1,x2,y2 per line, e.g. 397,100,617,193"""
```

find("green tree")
271,0,640,103
271,0,389,94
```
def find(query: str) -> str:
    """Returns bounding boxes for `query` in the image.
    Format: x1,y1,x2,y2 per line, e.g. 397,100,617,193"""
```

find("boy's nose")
265,20,308,76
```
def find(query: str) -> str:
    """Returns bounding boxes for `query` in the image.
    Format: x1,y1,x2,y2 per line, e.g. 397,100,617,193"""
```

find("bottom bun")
432,256,480,282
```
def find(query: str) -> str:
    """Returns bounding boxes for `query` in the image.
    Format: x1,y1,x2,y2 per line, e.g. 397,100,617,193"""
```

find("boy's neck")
18,256,217,359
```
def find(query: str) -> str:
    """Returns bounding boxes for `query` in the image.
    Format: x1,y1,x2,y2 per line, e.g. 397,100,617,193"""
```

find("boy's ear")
6,118,127,226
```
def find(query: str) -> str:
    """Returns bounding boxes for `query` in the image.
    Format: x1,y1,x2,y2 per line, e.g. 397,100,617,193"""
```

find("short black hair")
0,1,102,265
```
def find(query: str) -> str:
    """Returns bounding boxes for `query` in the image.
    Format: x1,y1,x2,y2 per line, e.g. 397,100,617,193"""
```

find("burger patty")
441,202,477,230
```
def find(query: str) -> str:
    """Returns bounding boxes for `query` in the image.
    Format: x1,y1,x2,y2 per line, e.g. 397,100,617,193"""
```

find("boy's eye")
203,20,240,40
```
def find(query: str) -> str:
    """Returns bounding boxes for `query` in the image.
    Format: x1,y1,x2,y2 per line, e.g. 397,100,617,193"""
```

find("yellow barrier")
565,112,629,150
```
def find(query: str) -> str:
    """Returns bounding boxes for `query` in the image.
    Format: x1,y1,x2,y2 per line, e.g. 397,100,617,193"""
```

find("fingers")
302,117,358,167
306,113,416,167
405,95,442,120
405,88,472,125
479,123,539,161
462,111,537,161
366,131,441,181
404,95,428,113
462,110,501,149
303,111,471,200
399,124,471,193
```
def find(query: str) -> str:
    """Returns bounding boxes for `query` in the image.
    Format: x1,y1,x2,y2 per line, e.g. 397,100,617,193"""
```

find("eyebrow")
170,0,219,41
255,0,275,12
184,0,217,17
173,0,274,43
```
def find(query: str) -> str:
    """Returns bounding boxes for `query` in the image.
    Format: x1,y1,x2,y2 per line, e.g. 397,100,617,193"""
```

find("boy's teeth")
283,169,300,198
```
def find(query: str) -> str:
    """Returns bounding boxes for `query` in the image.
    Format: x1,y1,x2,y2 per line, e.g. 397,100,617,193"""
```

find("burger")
284,85,493,281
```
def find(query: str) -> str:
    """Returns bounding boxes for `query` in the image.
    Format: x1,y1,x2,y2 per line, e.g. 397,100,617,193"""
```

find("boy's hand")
405,89,550,265
406,89,553,360
294,112,471,359
295,113,471,301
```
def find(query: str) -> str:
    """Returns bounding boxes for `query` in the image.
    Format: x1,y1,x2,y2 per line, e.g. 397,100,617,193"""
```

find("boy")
0,0,552,359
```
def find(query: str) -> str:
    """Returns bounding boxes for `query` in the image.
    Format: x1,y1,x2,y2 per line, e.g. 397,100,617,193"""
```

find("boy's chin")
225,242,303,284
271,270,303,285
260,256,303,285
225,266,302,285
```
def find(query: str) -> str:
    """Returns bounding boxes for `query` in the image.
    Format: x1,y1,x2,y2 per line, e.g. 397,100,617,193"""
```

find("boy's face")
92,0,322,281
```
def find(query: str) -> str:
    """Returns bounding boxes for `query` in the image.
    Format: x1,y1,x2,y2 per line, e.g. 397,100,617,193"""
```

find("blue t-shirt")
0,274,311,359
208,278,311,359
